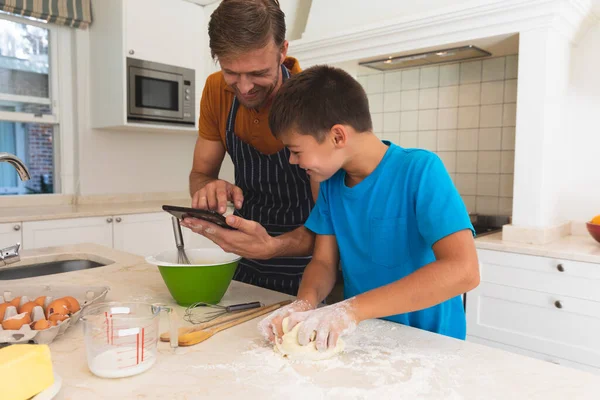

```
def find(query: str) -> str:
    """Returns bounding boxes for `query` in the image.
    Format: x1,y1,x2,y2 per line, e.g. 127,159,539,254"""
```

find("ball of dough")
274,317,344,361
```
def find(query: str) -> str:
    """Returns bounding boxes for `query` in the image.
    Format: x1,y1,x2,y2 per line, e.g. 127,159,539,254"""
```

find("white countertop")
3,243,599,399
475,231,600,264
0,199,190,223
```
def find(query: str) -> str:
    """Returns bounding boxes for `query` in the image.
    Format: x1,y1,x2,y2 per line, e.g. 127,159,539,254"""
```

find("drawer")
477,249,600,302
466,336,599,375
466,282,600,368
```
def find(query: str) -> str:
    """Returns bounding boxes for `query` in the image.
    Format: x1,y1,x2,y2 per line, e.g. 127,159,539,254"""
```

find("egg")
46,299,70,318
0,303,8,321
8,297,21,307
48,313,68,323
18,301,38,317
1,312,31,330
34,296,47,307
32,319,56,330
60,296,81,313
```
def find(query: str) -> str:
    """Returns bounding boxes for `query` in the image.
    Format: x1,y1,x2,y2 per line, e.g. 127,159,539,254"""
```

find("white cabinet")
0,222,22,248
22,217,113,250
89,0,203,132
467,249,600,372
113,212,175,257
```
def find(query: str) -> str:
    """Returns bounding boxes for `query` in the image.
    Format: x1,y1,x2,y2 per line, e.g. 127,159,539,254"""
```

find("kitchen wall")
356,55,518,215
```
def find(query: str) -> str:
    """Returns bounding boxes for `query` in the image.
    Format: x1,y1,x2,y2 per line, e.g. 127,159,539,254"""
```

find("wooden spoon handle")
178,300,291,346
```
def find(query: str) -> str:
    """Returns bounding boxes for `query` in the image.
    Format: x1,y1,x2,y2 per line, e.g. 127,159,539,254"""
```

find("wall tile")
459,83,481,106
368,94,383,113
477,174,500,196
504,79,518,103
420,66,439,88
419,88,439,109
482,57,505,82
401,90,419,111
458,106,480,129
462,195,476,213
437,129,457,151
457,151,478,173
383,112,401,132
400,111,419,131
357,76,368,91
438,86,459,108
457,129,479,151
418,130,437,151
384,132,401,144
402,69,420,90
503,103,517,126
481,81,504,105
501,151,515,173
478,127,502,150
478,151,501,173
480,104,503,128
384,71,402,92
383,92,402,112
366,74,384,93
456,173,477,195
438,108,458,129
501,127,516,150
499,197,513,215
418,110,437,131
460,60,482,84
440,64,459,86
476,196,499,214
400,131,418,148
505,55,519,79
371,113,383,134
437,151,456,173
500,174,514,197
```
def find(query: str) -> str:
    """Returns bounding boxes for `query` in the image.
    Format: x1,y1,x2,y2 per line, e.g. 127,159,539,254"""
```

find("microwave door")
128,67,183,120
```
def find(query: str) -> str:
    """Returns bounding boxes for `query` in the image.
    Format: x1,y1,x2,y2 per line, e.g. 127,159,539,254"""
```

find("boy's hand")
258,299,315,343
286,298,359,352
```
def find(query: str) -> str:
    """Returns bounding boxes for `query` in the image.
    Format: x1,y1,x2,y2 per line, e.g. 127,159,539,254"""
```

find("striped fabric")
0,0,92,29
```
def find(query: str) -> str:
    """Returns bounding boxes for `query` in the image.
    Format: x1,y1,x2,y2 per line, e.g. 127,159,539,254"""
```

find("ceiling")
183,0,220,5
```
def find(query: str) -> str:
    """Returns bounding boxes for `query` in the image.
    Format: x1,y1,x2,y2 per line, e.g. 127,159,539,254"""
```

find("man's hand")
192,179,244,214
181,214,279,260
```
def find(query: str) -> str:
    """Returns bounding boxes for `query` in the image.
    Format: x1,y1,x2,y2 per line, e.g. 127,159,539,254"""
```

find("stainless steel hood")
359,45,491,71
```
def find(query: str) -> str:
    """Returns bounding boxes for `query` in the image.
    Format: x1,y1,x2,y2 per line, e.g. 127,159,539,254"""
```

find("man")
182,0,317,296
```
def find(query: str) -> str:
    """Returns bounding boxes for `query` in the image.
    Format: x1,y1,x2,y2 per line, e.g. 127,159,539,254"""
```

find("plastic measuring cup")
81,302,178,378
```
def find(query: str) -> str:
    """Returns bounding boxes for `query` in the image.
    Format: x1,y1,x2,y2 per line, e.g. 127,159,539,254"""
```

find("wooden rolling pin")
160,300,291,346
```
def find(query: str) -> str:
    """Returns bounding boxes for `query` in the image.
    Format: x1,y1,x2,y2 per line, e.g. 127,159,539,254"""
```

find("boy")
258,65,479,351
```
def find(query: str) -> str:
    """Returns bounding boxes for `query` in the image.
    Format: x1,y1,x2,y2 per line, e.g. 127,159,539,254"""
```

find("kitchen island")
4,244,599,399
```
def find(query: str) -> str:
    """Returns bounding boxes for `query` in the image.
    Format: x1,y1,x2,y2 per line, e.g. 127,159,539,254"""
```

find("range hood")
359,45,491,71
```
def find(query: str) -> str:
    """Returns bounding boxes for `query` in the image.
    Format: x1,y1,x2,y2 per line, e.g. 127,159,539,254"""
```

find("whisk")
184,301,262,324
172,216,191,264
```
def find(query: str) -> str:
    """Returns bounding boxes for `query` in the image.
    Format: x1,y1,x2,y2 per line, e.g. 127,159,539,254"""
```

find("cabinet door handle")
13,225,21,231
106,217,113,223
554,300,563,309
116,217,122,223
556,264,565,272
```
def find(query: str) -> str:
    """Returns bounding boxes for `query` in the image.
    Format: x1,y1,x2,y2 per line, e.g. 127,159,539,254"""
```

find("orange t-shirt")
198,57,301,155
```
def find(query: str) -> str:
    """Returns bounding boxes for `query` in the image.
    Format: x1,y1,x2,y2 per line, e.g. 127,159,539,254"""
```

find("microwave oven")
127,58,195,126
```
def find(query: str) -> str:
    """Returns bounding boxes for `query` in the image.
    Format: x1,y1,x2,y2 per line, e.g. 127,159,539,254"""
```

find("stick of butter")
0,344,55,400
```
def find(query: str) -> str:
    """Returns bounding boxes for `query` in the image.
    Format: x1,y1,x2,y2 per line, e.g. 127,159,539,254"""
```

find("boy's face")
281,130,345,183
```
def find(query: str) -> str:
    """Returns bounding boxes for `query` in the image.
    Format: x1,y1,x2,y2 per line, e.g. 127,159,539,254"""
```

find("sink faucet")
0,152,30,267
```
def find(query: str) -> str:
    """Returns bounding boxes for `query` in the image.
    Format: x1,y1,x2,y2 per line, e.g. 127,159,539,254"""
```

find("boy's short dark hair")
269,65,373,142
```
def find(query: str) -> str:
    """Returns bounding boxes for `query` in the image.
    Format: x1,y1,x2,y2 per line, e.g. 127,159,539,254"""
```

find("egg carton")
0,285,110,344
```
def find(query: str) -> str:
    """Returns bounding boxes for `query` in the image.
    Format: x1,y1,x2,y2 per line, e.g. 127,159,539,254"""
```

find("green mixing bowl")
145,248,242,306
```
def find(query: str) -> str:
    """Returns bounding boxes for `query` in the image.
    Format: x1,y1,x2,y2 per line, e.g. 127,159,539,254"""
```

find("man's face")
219,40,287,109
281,131,344,183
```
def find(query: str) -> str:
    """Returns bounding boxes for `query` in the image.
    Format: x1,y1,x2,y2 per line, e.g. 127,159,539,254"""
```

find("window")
0,14,59,195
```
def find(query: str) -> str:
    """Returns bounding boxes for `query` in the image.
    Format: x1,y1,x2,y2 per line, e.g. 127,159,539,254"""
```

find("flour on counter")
187,320,464,399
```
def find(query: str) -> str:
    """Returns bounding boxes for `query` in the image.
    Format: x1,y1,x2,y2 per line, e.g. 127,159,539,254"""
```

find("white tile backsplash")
400,110,419,131
419,88,439,109
482,57,505,82
438,86,459,108
457,129,479,151
402,69,420,90
418,110,438,131
460,60,482,84
359,55,517,216
384,71,403,92
420,66,439,89
383,92,402,112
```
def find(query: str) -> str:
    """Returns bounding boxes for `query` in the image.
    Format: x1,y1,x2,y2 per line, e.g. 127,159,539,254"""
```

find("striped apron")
225,65,314,296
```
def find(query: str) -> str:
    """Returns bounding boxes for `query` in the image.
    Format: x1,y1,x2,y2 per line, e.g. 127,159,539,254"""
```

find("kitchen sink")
0,259,113,280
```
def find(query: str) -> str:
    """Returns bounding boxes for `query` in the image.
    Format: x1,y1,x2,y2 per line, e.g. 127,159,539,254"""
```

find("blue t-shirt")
304,142,474,340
